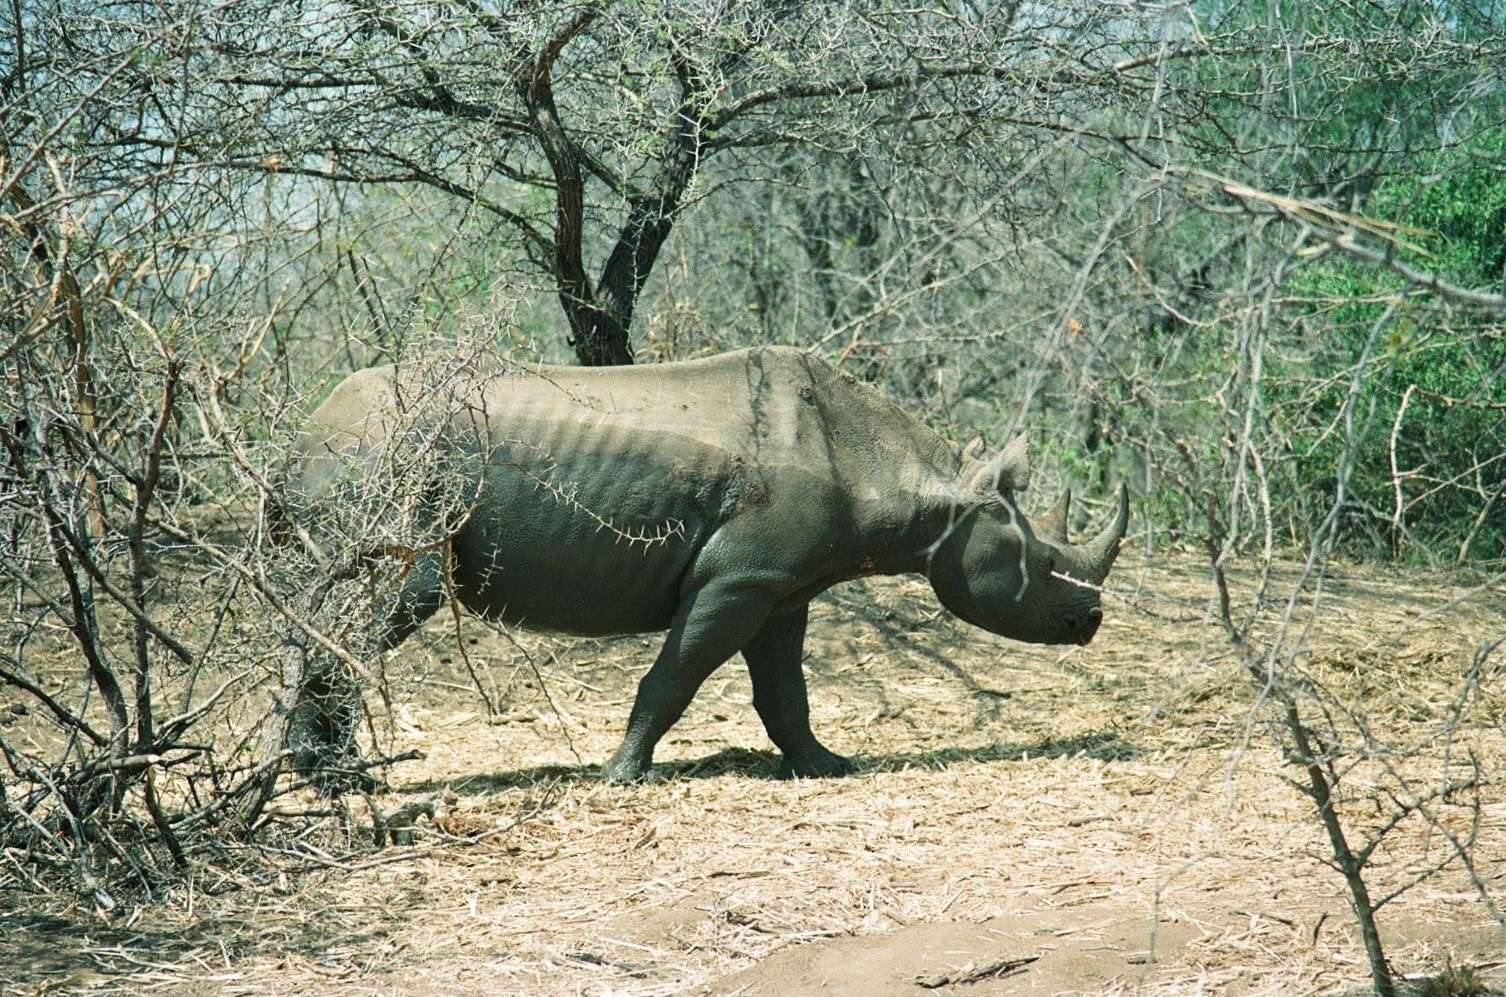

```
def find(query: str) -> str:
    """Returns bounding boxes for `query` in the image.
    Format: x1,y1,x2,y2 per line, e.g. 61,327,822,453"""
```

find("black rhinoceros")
283,346,1126,783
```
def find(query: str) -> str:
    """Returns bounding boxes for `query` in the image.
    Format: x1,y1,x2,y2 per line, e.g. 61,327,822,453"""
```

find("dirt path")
3,554,1505,995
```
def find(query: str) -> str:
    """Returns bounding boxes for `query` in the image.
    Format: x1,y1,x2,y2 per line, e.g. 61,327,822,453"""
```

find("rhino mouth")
1066,607,1103,645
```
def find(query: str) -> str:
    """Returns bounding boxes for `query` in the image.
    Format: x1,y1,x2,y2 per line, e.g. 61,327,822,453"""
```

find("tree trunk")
1284,703,1396,997
519,13,724,368
566,300,636,366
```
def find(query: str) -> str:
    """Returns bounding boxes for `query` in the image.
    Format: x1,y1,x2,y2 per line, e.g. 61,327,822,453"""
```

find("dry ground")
4,552,1506,995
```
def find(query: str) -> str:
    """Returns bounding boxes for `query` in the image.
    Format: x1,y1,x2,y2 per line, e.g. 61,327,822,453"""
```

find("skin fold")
288,346,1128,783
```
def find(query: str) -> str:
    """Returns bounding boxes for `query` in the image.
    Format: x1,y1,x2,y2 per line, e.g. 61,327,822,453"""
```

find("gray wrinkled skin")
290,346,1128,782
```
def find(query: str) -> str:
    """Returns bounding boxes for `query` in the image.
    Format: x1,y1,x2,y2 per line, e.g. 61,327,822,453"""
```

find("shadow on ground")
0,905,400,991
410,730,1138,795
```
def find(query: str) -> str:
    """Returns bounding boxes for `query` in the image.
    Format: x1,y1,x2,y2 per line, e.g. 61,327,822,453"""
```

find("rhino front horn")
1082,483,1129,583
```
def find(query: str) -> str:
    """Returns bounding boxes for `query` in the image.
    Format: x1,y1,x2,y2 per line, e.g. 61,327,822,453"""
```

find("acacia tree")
77,0,1181,365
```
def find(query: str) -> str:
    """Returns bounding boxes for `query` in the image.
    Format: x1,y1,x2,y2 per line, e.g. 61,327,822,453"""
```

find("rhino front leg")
601,581,772,784
743,606,854,779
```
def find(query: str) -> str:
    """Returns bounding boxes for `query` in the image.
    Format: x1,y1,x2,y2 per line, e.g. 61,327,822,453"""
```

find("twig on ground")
916,954,1040,988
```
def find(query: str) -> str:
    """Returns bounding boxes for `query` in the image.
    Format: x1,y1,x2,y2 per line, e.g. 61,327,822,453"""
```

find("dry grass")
3,552,1505,995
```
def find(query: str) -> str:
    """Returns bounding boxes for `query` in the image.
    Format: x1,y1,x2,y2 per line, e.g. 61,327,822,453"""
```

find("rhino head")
927,434,1128,647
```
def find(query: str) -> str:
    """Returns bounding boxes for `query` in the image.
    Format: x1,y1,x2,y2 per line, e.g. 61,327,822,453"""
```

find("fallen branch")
364,787,458,846
916,954,1040,988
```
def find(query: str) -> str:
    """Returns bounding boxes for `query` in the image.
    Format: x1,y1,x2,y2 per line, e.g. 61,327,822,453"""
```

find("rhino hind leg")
601,581,774,784
373,550,448,652
742,606,855,780
288,551,448,794
284,655,371,794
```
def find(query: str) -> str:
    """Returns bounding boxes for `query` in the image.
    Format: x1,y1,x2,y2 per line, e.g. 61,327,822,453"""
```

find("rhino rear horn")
1037,488,1071,543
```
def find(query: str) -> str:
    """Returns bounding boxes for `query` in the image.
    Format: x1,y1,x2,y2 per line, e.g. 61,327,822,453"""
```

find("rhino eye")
1044,553,1057,575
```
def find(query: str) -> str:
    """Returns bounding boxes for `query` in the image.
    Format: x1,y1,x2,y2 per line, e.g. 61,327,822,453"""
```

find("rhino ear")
961,435,988,462
967,433,1031,496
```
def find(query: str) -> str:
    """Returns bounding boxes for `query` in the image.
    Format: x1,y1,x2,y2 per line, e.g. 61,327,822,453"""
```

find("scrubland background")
3,3,1505,993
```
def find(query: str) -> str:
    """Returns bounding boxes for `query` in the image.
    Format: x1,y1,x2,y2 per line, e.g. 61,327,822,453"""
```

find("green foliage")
1276,128,1506,561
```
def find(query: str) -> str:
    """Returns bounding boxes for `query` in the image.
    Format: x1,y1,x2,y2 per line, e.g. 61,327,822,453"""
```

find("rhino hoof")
779,750,856,780
601,755,654,785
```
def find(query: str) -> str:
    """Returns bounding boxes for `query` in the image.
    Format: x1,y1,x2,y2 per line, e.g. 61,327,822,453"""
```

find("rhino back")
479,346,952,498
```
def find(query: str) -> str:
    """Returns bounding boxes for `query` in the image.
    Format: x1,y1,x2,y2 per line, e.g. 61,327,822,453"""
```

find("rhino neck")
844,440,970,580
771,353,972,582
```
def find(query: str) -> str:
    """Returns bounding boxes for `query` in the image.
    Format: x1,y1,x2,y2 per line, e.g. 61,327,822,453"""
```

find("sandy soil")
3,551,1505,995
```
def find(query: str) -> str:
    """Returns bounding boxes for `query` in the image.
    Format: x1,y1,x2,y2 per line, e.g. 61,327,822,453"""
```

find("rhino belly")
446,456,710,637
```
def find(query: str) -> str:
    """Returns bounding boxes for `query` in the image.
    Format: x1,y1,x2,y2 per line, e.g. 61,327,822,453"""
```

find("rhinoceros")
283,346,1127,783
